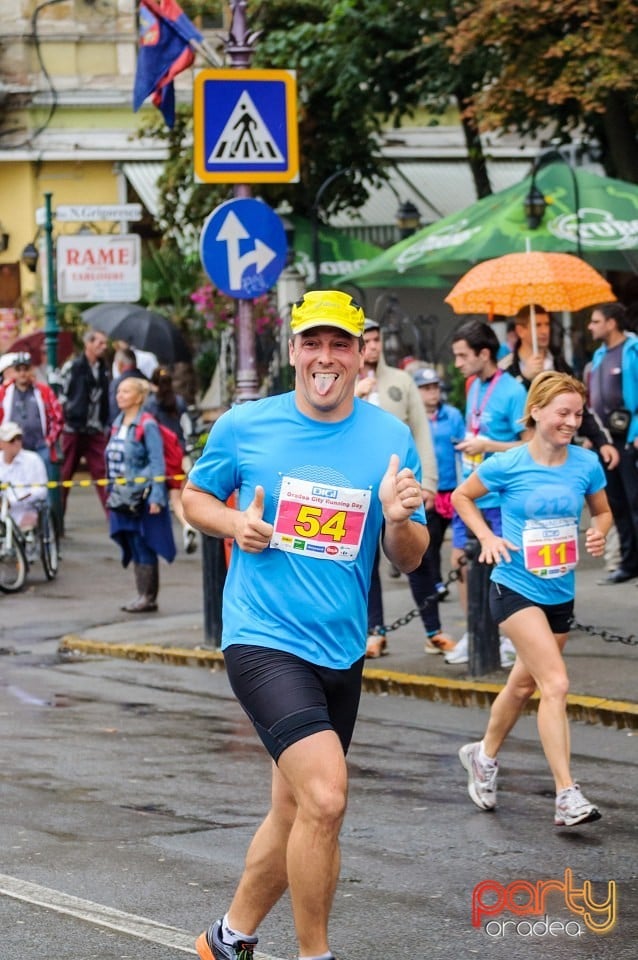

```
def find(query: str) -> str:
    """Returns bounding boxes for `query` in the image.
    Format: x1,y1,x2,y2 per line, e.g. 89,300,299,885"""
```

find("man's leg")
61,432,80,515
279,730,347,957
226,730,347,959
617,446,638,571
604,457,638,575
83,433,109,511
224,760,295,935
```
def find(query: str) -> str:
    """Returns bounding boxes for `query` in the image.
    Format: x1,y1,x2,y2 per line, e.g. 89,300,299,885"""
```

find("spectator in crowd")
355,318,437,657
499,305,619,468
447,320,531,667
109,347,147,423
145,366,197,554
111,340,159,380
106,376,176,612
0,351,64,479
0,421,48,530
407,366,464,653
0,352,20,384
587,302,638,583
60,329,110,515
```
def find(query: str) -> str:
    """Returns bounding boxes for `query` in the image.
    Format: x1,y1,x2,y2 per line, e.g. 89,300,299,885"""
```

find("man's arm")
378,454,429,573
182,481,273,553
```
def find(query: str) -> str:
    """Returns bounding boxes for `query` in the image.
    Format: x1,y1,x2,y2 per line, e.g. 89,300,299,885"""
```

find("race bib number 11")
522,517,579,578
271,476,371,561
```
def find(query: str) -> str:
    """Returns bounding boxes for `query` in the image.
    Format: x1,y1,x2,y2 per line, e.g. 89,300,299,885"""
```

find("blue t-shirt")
429,402,465,490
189,392,426,669
476,444,606,604
463,371,527,509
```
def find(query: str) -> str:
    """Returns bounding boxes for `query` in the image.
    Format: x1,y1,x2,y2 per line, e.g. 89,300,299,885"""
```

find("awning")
122,162,164,216
121,159,532,232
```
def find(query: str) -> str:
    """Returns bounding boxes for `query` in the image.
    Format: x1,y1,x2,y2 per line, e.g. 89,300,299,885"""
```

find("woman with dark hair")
145,367,198,553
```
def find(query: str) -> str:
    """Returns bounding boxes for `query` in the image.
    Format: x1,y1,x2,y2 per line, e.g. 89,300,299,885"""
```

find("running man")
183,290,428,960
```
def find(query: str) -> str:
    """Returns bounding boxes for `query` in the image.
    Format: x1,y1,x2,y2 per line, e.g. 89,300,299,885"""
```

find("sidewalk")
57,490,638,729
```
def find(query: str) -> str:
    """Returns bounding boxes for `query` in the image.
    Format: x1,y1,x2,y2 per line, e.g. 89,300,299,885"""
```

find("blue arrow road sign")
200,198,288,300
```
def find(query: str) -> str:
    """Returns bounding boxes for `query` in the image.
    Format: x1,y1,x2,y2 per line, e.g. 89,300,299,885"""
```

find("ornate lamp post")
226,1,260,401
524,147,582,258
311,168,350,288
395,199,421,240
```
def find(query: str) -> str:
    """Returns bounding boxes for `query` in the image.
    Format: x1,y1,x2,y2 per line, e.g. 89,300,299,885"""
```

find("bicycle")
0,486,59,592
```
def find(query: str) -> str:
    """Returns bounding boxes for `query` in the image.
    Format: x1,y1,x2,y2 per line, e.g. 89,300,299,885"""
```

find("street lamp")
311,167,350,288
524,147,582,257
523,184,547,229
395,200,421,240
21,241,40,272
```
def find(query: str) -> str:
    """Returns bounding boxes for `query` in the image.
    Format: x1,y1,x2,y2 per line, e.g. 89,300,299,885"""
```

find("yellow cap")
290,290,365,337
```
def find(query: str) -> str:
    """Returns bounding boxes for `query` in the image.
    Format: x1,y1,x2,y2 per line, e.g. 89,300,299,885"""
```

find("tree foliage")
451,0,638,181
253,0,497,209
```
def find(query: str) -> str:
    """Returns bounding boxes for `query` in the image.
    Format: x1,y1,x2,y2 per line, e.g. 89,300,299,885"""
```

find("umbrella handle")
530,302,538,355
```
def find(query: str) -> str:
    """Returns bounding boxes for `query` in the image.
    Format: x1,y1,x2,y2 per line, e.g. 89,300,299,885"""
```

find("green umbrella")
290,216,385,287
338,163,638,288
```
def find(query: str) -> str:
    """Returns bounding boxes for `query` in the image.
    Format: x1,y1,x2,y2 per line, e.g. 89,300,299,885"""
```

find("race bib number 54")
271,476,371,561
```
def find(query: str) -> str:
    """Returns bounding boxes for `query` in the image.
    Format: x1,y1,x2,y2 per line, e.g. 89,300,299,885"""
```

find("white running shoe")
183,526,198,554
445,632,469,664
554,784,601,827
499,635,516,669
459,741,498,810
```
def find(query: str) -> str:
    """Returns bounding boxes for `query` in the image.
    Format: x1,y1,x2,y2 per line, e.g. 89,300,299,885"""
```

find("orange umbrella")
445,251,615,318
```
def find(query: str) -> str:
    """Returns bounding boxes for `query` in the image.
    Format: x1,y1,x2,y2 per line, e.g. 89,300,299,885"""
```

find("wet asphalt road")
0,493,637,959
2,642,637,960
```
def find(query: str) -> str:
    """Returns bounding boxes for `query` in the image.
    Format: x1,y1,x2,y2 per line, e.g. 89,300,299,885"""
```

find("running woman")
451,371,612,826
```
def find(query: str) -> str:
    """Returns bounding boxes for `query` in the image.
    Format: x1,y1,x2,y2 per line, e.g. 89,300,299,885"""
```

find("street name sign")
200,198,288,299
36,204,143,225
56,234,141,303
194,69,299,183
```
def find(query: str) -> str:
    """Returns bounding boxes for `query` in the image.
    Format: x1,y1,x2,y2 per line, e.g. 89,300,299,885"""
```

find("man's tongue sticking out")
314,373,337,396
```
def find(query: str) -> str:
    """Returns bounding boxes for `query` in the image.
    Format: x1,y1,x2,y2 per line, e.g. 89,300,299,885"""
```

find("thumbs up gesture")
235,486,274,553
379,454,423,525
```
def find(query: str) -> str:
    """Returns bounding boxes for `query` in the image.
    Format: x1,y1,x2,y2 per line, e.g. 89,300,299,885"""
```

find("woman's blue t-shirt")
476,444,606,604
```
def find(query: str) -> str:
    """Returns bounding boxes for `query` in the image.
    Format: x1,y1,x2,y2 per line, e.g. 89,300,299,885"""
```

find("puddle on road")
3,683,93,708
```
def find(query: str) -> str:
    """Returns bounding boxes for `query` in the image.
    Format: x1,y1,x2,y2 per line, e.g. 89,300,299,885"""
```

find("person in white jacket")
355,319,438,656
0,421,47,529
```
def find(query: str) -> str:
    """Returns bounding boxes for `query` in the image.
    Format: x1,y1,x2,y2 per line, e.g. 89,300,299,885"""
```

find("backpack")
112,412,185,489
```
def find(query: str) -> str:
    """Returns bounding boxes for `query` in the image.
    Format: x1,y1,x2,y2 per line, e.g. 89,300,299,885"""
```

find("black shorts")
223,644,365,763
489,582,574,634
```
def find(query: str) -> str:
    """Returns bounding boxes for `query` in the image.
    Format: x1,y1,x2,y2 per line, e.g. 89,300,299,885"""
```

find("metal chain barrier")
568,617,638,647
369,553,638,647
368,555,468,639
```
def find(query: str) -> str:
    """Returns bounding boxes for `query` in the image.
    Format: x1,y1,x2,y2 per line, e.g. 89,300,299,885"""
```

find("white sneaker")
445,632,469,664
183,526,198,554
459,741,498,810
554,784,601,827
499,635,516,669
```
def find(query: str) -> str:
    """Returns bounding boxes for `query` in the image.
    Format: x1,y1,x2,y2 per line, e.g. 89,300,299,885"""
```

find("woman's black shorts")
223,644,365,763
489,582,574,634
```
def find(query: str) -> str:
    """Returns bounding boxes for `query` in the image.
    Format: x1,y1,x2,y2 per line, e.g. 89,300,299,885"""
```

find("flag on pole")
133,0,203,128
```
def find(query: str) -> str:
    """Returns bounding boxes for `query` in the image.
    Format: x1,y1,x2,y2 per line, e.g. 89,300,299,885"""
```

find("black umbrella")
81,303,191,364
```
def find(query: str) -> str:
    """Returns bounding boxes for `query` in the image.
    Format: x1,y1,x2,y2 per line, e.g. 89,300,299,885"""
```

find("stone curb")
58,636,638,731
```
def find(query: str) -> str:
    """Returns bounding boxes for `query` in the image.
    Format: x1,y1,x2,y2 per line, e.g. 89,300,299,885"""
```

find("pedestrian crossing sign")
194,69,299,183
